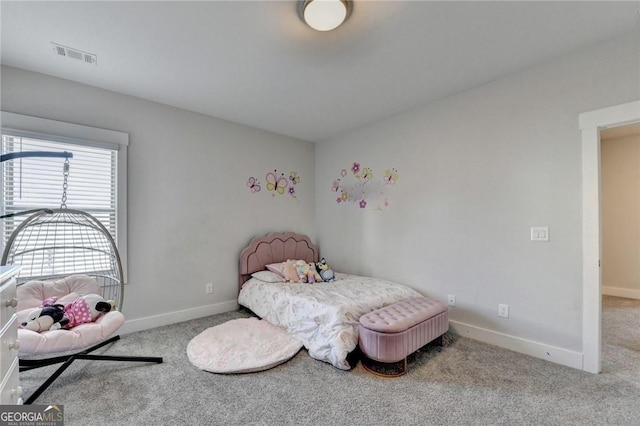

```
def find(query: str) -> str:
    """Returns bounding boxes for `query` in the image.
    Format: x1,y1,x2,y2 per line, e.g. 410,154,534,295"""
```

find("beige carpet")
602,295,640,352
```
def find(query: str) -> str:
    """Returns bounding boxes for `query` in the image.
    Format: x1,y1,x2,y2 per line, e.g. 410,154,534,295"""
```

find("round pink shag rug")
187,317,303,373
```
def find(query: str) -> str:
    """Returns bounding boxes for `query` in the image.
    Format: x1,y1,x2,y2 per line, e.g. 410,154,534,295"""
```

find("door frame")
580,100,639,373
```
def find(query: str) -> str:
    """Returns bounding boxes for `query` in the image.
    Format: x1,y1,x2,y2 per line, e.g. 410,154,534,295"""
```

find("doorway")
600,123,640,300
580,100,640,373
600,123,640,370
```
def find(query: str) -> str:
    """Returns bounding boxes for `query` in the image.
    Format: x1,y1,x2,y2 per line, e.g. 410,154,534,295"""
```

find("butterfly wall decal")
289,171,300,185
384,168,399,185
247,169,301,200
247,176,261,193
360,167,373,182
266,170,288,195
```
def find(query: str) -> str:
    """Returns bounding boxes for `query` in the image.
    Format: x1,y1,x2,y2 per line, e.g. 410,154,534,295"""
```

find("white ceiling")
1,1,638,142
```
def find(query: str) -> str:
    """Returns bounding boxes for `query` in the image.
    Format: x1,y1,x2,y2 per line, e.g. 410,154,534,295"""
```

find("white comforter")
238,273,421,370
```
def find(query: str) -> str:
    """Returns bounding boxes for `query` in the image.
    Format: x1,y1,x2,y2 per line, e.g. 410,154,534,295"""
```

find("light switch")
531,227,549,242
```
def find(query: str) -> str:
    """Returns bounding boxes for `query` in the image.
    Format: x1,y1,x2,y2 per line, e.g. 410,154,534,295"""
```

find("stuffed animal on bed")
281,259,322,283
282,260,298,283
296,261,322,283
315,258,335,282
21,294,115,332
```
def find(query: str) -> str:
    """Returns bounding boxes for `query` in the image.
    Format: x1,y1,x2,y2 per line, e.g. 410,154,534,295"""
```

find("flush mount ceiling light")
299,0,352,32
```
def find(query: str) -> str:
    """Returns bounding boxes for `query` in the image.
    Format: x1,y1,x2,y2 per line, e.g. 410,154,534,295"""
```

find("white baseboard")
119,300,239,335
449,320,584,371
117,304,587,371
602,286,640,300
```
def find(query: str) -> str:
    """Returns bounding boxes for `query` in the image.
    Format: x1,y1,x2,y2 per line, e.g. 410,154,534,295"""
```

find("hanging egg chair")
0,152,161,405
2,208,125,310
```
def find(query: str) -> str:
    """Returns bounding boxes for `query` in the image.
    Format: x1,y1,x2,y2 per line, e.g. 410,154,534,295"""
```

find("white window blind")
0,111,129,281
1,135,117,257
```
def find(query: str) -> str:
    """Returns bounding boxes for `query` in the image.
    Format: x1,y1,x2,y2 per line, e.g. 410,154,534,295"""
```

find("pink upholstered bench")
359,296,448,376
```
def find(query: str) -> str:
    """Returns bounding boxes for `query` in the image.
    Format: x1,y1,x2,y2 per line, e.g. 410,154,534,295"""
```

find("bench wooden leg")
361,355,407,378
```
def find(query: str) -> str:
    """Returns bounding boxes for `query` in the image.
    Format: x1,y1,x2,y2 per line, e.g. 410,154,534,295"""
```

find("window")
0,112,129,280
2,135,117,236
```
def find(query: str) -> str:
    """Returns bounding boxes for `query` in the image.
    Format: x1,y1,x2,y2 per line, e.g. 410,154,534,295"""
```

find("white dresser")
0,265,22,404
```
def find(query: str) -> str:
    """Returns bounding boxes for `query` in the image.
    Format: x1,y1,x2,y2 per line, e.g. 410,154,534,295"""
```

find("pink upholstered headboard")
239,232,319,289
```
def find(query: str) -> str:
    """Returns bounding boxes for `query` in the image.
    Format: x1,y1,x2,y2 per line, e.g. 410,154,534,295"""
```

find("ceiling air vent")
51,42,97,65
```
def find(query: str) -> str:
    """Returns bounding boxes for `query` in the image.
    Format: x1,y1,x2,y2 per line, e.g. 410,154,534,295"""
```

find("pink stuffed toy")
22,294,115,332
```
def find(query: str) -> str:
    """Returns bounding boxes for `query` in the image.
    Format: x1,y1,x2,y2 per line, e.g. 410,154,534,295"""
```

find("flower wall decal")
332,162,399,210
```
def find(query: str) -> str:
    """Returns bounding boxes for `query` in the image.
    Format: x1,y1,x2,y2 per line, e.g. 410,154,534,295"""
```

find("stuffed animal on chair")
21,304,66,332
21,294,115,332
315,258,335,282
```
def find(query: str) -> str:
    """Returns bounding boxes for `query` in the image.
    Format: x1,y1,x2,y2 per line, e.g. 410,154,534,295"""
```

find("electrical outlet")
531,226,549,241
447,294,456,307
205,283,213,294
498,304,509,318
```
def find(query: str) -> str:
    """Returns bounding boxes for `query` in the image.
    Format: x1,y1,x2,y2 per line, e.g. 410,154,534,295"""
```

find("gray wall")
1,65,316,321
2,30,639,359
315,33,639,352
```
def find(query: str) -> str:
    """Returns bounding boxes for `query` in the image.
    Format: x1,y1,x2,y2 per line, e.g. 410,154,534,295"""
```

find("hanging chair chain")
60,157,70,209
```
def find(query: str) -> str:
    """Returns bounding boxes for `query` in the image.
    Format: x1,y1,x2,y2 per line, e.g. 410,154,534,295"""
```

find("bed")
238,232,421,370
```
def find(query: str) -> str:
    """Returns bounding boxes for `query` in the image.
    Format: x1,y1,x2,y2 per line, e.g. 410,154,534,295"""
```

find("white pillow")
251,270,284,283
265,262,285,277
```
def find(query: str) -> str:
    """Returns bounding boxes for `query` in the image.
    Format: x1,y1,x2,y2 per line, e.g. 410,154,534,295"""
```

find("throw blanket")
238,273,420,370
